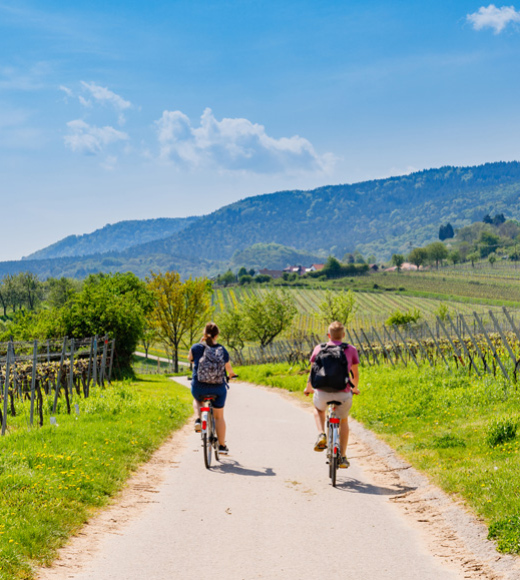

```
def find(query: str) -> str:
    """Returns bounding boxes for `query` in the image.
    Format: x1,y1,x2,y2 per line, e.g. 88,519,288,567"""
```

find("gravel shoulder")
37,380,520,580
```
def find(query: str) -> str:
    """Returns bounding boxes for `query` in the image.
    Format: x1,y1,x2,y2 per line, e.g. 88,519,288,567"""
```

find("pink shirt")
310,340,360,392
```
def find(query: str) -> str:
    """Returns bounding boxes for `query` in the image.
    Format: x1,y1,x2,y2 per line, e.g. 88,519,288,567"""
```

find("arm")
188,348,194,363
350,364,360,394
304,370,314,396
225,361,237,379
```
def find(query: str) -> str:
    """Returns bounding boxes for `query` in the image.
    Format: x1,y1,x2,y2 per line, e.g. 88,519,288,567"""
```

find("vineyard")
213,286,518,335
0,335,114,435
235,307,520,389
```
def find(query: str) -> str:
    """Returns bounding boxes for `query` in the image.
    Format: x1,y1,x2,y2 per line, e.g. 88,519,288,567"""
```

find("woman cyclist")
188,321,236,455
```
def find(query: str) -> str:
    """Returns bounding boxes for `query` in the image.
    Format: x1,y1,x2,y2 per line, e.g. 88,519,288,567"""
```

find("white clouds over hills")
467,4,520,33
155,107,333,174
64,120,128,155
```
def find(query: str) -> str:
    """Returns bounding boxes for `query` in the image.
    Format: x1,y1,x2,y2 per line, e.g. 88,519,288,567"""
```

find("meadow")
0,375,192,580
236,362,520,555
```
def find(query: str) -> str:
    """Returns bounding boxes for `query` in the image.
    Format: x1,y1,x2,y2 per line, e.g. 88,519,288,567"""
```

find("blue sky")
1,1,520,259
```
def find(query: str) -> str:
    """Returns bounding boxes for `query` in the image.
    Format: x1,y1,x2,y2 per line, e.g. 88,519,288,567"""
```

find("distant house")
284,265,306,275
368,263,379,272
384,262,419,272
258,268,284,279
309,263,325,271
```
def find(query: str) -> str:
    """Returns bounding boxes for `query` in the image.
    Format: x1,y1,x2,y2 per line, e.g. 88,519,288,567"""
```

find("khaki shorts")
313,390,353,419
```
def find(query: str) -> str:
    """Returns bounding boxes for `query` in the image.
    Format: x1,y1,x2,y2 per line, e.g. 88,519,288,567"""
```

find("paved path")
41,379,464,580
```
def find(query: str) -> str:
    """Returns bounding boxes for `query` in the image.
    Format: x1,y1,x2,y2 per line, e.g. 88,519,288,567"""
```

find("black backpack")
310,343,350,392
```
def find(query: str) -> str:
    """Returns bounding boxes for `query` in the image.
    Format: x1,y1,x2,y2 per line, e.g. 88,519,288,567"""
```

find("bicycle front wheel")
212,413,220,462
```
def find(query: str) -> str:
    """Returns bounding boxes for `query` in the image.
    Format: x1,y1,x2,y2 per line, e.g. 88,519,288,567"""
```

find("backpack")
310,343,350,392
197,345,226,384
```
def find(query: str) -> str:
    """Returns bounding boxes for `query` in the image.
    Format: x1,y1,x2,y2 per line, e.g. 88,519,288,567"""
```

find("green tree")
242,289,297,347
488,252,497,267
46,277,80,308
468,252,479,267
426,242,448,268
318,290,357,327
217,308,247,355
64,273,153,371
391,254,405,272
448,249,461,265
323,255,342,277
182,277,214,353
19,272,43,310
237,267,248,278
478,231,500,258
408,247,428,269
218,269,236,287
386,308,421,326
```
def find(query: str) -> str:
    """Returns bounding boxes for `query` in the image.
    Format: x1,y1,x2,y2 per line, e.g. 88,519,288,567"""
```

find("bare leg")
193,398,201,418
339,418,349,456
213,407,226,446
314,407,326,433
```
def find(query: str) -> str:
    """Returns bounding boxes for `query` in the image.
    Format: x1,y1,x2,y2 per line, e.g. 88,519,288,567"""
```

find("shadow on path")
211,459,276,478
335,477,415,496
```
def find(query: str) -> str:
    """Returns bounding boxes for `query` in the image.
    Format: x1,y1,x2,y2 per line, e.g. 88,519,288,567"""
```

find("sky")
2,1,520,260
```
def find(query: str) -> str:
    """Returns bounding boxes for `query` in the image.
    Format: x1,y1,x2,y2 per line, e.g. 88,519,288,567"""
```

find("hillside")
3,160,520,279
25,217,200,260
133,161,520,263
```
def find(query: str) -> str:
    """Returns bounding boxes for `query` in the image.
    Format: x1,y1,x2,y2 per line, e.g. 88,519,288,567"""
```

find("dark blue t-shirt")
190,342,230,387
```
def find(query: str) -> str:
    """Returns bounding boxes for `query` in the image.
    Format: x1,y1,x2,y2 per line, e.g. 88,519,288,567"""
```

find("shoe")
338,456,350,469
218,444,229,455
194,419,201,433
314,433,327,452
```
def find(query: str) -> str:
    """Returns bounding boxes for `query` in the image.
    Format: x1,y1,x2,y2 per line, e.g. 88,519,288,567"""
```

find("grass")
236,362,520,555
0,375,192,580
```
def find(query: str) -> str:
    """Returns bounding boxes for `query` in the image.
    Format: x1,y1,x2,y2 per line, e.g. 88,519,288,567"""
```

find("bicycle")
200,395,220,469
326,400,342,487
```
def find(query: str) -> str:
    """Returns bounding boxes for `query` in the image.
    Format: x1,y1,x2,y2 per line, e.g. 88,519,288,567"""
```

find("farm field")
213,286,517,334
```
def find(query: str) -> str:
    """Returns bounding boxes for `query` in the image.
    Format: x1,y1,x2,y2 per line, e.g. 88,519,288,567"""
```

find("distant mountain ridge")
3,160,520,279
25,217,200,260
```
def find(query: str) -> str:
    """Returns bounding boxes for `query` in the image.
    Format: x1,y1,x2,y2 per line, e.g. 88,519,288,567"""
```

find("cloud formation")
155,108,332,174
467,4,520,33
64,119,128,155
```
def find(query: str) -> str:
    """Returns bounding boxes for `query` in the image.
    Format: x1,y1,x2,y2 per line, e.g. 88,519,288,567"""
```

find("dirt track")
38,379,520,580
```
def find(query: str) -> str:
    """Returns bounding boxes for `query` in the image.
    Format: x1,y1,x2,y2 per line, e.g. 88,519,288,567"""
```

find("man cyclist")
304,321,360,468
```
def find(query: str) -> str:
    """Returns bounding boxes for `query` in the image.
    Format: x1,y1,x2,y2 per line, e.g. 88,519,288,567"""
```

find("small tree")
242,289,297,347
408,247,428,269
182,277,214,353
391,254,405,272
426,242,448,269
448,249,461,265
386,308,421,326
468,252,479,267
488,253,497,267
318,290,357,327
217,308,247,355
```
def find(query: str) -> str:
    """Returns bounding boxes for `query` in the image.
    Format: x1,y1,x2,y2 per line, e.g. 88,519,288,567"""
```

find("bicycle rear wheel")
331,450,338,487
203,421,212,469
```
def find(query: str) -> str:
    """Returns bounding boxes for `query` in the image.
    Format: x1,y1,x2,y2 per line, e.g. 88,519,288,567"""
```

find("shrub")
486,416,518,447
386,308,422,326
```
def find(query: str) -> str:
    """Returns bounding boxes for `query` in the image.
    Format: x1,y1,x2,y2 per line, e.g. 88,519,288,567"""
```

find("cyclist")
304,321,360,468
188,321,237,455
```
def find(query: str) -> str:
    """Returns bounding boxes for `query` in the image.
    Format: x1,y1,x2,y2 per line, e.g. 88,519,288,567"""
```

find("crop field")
213,287,515,335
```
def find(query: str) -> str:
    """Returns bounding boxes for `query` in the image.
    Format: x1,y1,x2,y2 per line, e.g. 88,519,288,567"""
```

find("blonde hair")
328,321,345,340
202,321,219,347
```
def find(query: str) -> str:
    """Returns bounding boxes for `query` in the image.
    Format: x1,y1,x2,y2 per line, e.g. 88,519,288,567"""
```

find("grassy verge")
236,362,520,554
0,375,192,580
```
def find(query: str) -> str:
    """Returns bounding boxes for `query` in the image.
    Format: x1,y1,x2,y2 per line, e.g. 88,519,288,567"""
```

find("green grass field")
0,375,192,580
236,362,520,555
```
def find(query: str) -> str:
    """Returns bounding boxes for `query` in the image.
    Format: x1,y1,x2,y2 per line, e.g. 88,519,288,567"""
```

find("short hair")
328,321,345,340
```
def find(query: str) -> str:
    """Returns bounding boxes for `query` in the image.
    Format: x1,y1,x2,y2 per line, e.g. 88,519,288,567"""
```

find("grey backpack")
197,345,226,384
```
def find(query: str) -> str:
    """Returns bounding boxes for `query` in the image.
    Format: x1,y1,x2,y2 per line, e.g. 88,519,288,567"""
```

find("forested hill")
134,161,520,262
3,161,520,279
24,217,200,260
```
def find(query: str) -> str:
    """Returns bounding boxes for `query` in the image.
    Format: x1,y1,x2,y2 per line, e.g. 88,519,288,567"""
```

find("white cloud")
64,119,128,155
467,4,520,33
80,81,131,124
59,85,73,98
155,108,333,174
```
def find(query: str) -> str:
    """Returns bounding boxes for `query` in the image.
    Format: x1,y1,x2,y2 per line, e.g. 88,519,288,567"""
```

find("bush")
386,308,421,326
486,416,518,447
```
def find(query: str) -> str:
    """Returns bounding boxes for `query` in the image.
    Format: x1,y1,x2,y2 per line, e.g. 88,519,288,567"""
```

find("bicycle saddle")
328,400,343,406
202,395,218,401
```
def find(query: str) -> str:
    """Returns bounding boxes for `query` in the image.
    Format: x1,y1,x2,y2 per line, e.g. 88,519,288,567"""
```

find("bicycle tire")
203,432,212,469
331,450,338,487
212,413,220,461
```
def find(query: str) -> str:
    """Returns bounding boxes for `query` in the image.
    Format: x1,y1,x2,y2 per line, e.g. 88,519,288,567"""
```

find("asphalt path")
41,379,464,580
